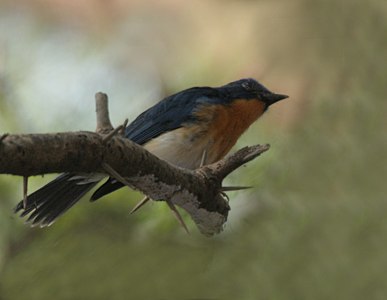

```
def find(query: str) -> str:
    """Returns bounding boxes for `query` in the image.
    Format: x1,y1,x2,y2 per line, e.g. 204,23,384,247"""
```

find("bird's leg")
129,196,150,214
200,149,207,167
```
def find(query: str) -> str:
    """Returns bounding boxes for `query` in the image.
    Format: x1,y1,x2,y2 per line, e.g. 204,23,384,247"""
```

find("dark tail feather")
90,178,124,202
14,173,99,227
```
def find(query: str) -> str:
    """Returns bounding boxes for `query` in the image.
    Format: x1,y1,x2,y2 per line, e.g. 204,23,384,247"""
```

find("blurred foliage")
1,0,387,299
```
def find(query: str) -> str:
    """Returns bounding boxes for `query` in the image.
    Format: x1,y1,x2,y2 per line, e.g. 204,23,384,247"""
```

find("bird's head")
221,78,288,109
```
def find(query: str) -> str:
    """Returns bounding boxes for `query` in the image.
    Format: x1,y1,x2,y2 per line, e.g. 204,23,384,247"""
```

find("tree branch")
0,94,270,236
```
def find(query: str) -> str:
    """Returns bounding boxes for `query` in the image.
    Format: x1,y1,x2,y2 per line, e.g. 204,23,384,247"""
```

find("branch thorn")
166,199,190,235
129,196,150,214
101,162,133,188
23,176,28,209
102,118,129,143
220,186,253,192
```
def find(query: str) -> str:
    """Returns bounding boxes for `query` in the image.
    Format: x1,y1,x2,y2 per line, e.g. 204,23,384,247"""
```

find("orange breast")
194,99,265,162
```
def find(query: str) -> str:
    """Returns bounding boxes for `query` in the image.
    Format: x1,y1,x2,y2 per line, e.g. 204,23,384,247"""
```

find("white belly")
142,126,211,169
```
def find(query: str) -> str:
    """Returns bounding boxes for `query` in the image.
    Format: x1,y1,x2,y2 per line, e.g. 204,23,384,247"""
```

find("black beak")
265,93,288,106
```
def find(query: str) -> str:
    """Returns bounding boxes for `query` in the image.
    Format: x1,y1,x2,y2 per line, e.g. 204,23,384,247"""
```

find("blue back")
125,87,224,145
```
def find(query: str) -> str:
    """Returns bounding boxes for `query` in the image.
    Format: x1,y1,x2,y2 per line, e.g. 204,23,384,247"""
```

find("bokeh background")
0,0,386,299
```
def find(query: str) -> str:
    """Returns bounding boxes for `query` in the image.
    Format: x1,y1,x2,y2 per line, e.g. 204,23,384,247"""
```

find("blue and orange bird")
15,78,288,228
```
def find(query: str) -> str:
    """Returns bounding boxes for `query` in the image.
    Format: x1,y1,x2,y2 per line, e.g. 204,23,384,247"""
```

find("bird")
14,78,288,229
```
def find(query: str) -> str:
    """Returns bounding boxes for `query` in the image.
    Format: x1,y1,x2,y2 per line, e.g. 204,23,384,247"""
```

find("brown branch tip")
95,92,114,133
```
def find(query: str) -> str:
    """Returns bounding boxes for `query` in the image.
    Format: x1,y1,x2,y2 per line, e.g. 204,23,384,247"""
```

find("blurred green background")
0,0,386,299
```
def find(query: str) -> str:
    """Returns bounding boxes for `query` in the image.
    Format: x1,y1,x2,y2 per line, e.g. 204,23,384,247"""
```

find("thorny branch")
0,93,270,236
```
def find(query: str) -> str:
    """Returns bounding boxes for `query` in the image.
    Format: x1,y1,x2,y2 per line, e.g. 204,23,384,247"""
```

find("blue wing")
125,87,222,145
